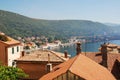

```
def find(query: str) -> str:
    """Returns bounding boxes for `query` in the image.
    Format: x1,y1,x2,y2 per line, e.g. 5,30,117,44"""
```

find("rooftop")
82,52,120,71
40,54,115,80
16,50,69,62
0,33,20,46
82,52,120,79
99,43,120,53
107,43,118,48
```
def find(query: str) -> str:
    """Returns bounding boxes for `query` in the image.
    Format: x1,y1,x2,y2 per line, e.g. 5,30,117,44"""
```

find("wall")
54,71,85,80
8,45,21,66
16,61,62,80
0,42,7,65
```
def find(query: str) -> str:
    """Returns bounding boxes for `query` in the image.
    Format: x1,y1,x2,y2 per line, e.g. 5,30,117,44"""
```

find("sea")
54,40,120,57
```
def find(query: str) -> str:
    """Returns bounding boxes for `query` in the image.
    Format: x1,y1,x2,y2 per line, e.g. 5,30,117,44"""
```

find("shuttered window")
17,46,19,52
12,47,14,54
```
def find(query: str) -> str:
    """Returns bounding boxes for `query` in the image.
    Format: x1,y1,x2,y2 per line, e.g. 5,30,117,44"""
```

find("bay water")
54,40,120,57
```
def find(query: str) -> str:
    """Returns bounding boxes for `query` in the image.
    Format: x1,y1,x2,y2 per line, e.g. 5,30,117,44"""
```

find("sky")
0,0,120,23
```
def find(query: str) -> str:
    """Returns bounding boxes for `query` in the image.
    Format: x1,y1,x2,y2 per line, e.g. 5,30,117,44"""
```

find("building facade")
0,33,21,66
15,50,70,80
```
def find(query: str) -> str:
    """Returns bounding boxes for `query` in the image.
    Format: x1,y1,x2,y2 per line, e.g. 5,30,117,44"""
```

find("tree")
35,42,41,48
0,64,28,80
0,35,9,42
48,36,54,43
24,46,30,50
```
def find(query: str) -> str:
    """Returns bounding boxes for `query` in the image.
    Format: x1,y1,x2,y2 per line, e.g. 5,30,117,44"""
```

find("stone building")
15,50,70,80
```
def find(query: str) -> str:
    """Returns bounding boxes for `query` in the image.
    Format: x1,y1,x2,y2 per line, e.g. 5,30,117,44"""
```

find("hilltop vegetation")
0,10,116,41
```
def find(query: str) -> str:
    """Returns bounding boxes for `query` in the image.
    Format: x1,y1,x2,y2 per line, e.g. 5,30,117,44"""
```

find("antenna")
85,39,87,56
46,54,52,72
103,32,108,44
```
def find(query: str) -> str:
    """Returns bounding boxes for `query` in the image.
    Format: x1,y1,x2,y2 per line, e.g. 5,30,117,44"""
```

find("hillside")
0,10,114,41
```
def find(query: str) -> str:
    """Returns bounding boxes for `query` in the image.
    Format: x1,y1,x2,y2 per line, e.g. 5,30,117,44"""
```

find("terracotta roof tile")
40,54,115,80
107,54,120,71
82,52,120,72
82,52,102,64
40,56,77,80
107,44,118,48
82,52,120,79
16,50,69,62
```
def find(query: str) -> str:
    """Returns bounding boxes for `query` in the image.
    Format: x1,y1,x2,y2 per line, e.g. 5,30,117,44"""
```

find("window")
12,47,14,54
12,60,16,67
17,46,19,52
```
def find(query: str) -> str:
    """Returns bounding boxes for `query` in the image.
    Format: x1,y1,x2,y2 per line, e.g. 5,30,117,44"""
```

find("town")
1,0,120,80
1,32,120,80
17,35,78,52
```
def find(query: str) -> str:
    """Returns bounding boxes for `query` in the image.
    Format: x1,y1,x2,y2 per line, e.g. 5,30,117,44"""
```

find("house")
98,43,119,53
40,52,115,80
0,32,21,66
40,42,120,80
15,50,70,80
41,41,61,50
54,40,61,45
81,43,120,79
24,42,38,51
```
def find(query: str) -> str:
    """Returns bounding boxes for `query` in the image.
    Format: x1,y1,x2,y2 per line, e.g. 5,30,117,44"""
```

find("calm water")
54,40,120,57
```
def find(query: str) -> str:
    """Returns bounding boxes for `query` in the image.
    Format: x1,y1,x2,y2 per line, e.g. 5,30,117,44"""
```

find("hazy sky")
0,0,120,23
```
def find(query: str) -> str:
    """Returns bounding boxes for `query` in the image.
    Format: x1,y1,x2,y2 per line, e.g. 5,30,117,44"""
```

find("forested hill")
0,10,113,40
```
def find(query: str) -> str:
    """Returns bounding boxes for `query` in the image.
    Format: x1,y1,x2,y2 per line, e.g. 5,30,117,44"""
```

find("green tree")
35,42,41,48
24,46,30,50
48,36,54,43
0,35,9,42
0,64,28,80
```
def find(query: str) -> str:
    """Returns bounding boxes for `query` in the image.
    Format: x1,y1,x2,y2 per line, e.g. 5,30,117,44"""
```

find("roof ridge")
67,54,79,70
40,53,116,80
49,50,66,61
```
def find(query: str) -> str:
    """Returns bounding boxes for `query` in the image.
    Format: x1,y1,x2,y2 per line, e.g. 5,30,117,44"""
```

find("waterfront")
54,40,120,57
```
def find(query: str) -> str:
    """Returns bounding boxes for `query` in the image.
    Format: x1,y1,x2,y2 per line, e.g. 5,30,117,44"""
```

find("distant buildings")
24,42,38,51
0,32,22,66
41,41,61,50
15,50,70,80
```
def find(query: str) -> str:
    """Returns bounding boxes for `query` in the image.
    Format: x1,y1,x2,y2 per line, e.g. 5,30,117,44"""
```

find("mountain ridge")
0,10,115,41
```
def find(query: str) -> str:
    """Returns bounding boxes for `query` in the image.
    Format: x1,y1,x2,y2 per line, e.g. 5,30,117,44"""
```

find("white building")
0,33,22,66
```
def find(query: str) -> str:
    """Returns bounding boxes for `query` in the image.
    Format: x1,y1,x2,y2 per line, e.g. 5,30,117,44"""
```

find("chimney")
76,42,81,55
101,43,108,68
64,50,68,58
48,54,50,63
117,47,120,53
46,54,52,72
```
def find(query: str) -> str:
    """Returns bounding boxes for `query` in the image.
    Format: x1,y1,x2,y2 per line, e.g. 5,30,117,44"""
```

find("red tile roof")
107,43,118,48
82,52,120,71
82,52,120,79
16,50,69,62
40,54,115,80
